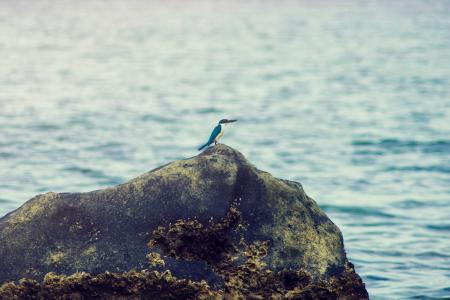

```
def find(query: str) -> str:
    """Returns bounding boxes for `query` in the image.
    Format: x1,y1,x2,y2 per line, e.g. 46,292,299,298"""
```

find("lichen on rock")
148,199,242,266
0,269,216,300
0,206,368,299
0,144,369,298
145,203,368,299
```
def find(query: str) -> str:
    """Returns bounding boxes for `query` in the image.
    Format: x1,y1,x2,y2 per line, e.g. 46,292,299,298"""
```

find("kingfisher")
198,119,237,151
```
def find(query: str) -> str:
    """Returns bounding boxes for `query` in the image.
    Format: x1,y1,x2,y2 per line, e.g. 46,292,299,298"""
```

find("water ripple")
321,204,397,219
425,224,450,232
385,165,450,173
352,139,450,154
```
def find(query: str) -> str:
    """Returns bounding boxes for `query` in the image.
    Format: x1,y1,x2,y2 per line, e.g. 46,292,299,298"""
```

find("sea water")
0,1,449,299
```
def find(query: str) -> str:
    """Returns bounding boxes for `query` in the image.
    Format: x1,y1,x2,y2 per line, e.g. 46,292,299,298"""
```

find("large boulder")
0,145,365,297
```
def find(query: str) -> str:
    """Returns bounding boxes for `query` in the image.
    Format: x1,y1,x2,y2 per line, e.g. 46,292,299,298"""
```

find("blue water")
0,1,449,298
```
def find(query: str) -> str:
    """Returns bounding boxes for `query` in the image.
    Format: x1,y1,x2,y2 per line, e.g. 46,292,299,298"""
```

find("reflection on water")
0,1,449,299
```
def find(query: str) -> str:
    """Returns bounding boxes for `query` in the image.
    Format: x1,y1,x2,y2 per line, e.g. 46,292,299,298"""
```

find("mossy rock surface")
0,145,348,284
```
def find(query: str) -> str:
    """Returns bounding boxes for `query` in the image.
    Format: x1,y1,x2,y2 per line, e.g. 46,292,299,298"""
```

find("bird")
198,119,237,151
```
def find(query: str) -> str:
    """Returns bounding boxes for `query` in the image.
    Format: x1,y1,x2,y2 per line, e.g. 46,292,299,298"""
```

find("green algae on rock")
0,144,368,298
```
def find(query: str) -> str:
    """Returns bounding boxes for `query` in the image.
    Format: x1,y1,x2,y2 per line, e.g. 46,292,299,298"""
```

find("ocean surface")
0,0,449,298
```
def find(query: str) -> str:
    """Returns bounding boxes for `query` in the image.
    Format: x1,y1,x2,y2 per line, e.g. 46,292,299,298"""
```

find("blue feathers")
198,124,222,151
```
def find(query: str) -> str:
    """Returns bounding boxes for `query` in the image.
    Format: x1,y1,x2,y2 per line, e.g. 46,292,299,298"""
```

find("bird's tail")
198,143,209,151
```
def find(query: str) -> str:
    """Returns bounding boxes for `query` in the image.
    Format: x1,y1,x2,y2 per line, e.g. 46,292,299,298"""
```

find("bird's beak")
227,119,237,123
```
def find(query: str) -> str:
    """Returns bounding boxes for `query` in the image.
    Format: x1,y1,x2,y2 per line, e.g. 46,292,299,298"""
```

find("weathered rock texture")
0,144,368,299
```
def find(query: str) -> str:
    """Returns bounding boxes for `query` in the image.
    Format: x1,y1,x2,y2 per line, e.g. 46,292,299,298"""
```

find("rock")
0,144,368,298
